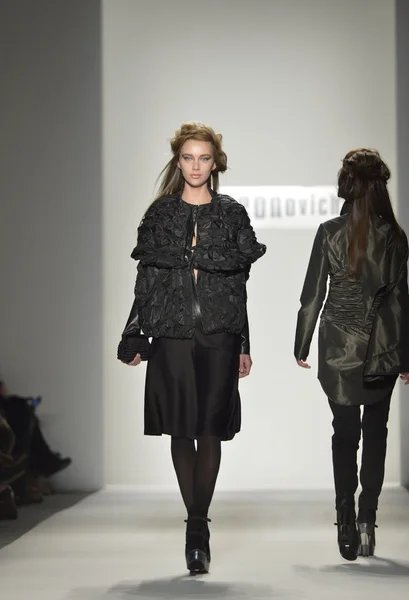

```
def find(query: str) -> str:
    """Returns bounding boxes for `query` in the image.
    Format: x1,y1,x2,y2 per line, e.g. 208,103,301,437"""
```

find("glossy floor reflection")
0,488,408,600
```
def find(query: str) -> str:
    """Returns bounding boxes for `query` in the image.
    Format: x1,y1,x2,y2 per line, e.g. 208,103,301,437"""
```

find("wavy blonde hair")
155,122,228,199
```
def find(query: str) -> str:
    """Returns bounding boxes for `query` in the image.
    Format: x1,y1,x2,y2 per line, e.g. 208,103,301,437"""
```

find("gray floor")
1,488,409,600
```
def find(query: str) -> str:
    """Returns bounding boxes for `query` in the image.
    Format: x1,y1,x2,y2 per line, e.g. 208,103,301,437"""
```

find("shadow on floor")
67,576,293,600
109,577,280,599
295,556,409,579
0,492,92,550
320,556,409,577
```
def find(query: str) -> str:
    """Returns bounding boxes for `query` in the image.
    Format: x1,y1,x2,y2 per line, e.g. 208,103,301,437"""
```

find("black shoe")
357,509,376,557
335,506,359,561
41,454,72,478
185,516,211,575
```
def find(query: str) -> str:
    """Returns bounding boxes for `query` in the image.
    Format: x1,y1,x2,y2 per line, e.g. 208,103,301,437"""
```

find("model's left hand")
239,354,252,378
296,359,311,369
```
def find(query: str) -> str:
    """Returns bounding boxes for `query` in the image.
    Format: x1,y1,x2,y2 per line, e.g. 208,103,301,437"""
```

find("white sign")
220,186,343,229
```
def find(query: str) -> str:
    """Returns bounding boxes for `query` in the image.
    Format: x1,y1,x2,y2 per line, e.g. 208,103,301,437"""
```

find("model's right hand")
400,372,409,384
125,353,141,366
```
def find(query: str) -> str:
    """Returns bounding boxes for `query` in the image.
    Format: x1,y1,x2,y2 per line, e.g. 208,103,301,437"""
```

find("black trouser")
329,392,392,513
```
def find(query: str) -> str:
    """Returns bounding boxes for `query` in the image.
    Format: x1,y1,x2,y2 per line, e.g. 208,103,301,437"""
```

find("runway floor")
1,488,409,600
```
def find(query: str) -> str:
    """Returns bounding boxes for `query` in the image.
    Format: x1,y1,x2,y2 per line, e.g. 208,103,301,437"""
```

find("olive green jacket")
294,204,409,402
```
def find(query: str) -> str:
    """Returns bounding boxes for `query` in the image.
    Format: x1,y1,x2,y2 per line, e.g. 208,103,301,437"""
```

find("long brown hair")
155,122,228,199
337,148,400,277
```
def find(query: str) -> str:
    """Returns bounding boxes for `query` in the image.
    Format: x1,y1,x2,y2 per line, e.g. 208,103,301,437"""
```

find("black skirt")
144,329,241,441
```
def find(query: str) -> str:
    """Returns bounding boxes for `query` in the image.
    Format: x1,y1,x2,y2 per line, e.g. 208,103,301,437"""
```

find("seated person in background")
0,411,24,520
0,380,72,506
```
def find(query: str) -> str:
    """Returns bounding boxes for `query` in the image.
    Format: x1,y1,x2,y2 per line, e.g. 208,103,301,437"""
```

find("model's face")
178,140,216,188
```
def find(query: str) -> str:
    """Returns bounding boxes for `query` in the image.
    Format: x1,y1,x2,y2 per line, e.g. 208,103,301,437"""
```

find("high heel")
335,506,359,561
357,522,376,556
357,508,376,557
185,516,211,575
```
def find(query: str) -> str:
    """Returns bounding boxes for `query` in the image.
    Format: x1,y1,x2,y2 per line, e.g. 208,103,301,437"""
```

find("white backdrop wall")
0,0,103,490
103,0,399,490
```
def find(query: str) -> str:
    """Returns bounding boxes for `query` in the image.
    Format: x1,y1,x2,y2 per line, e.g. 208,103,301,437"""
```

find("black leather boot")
335,502,359,561
357,509,376,557
185,516,211,575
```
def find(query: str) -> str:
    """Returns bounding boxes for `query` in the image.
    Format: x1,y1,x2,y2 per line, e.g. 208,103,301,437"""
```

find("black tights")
171,436,221,517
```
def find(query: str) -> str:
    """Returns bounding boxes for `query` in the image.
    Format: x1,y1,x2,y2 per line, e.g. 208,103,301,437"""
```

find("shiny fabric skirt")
144,329,241,441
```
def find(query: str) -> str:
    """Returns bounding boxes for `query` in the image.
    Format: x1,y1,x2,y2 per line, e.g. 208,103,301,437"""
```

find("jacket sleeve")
240,312,250,354
391,256,409,372
121,267,145,337
364,230,409,378
118,267,151,362
294,224,329,361
193,205,266,273
131,203,189,269
122,298,141,337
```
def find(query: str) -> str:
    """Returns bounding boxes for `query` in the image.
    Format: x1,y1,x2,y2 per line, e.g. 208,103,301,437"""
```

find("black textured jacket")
122,191,266,353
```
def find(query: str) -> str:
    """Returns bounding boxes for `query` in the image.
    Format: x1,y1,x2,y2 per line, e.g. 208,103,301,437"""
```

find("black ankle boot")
357,509,376,557
335,505,359,561
185,516,211,575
